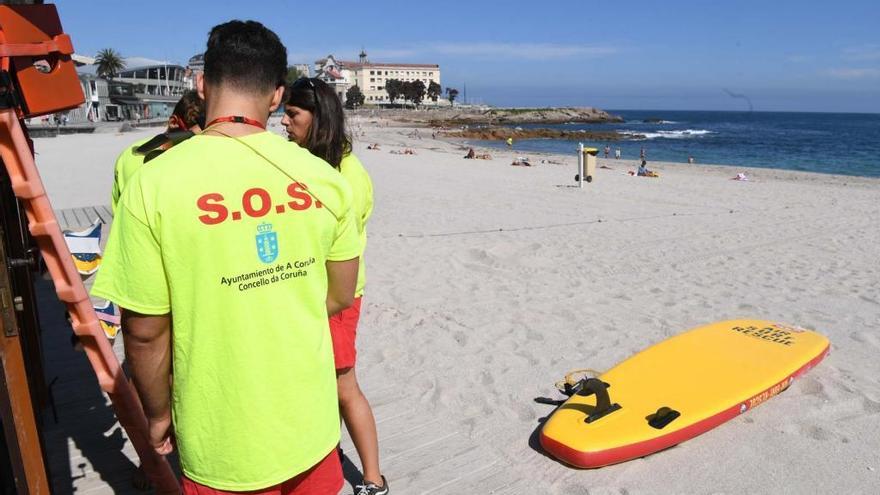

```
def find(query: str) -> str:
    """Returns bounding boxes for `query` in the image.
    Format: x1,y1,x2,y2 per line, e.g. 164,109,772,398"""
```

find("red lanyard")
205,115,266,130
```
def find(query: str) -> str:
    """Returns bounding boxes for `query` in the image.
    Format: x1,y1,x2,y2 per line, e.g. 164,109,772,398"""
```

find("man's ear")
196,73,206,100
269,85,285,113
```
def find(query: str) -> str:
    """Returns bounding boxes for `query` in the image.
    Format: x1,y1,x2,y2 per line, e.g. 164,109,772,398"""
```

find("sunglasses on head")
291,77,321,118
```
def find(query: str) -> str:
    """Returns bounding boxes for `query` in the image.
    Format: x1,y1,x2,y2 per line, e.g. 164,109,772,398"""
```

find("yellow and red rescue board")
539,319,829,468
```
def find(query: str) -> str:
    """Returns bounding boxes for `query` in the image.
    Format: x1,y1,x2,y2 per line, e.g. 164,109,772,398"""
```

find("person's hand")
148,413,174,455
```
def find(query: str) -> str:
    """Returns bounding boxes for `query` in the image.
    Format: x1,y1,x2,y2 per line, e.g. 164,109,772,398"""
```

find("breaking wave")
619,129,714,140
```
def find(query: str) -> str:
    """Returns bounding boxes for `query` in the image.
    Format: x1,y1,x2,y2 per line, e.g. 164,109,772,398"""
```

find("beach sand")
33,116,880,493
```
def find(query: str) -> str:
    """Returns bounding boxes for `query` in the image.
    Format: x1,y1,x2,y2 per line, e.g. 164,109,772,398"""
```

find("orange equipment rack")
0,4,178,492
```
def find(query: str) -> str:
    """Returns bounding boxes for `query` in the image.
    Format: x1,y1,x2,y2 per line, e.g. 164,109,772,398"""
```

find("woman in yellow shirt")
281,78,385,495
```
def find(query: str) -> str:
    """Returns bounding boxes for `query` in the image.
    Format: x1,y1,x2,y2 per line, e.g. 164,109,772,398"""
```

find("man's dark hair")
203,20,287,93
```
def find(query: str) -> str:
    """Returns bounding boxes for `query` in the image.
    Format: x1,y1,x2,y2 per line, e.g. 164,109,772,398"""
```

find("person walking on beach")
615,147,621,159
640,147,646,161
506,137,513,148
283,78,387,495
93,20,360,495
604,145,610,158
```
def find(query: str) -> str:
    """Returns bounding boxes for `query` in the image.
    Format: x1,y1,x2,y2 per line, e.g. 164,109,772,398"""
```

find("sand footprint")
850,331,880,349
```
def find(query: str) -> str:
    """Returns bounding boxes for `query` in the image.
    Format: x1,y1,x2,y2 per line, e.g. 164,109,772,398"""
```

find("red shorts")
329,296,362,370
181,448,342,495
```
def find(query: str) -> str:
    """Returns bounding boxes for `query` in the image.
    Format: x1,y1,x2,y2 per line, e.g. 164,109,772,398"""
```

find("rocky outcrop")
426,107,623,126
444,127,642,141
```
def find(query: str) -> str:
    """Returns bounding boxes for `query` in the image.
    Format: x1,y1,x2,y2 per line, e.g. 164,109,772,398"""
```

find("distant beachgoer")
640,147,646,160
615,148,621,159
506,137,513,148
511,156,532,166
637,159,651,176
604,146,610,158
688,156,695,164
283,76,386,495
464,148,476,159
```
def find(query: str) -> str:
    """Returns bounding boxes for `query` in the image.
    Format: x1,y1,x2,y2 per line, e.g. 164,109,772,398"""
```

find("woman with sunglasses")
282,78,387,495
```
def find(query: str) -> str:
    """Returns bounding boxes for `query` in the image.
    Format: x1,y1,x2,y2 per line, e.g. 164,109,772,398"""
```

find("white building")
314,50,442,106
71,56,189,121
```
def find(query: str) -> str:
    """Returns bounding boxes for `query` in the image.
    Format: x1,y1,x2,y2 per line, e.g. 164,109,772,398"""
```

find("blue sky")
58,0,879,112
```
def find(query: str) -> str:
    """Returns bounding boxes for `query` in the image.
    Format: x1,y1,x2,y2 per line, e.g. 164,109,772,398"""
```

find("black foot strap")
575,378,622,423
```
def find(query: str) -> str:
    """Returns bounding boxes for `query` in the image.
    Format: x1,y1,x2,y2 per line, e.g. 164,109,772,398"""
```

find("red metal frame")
0,4,178,492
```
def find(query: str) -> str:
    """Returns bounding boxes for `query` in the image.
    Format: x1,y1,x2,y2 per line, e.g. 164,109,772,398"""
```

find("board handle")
575,378,622,423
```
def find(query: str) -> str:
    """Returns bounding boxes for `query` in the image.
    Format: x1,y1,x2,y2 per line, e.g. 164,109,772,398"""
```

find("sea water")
474,110,880,178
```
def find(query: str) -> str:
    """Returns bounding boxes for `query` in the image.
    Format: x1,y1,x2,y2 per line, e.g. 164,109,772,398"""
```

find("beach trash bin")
583,147,598,182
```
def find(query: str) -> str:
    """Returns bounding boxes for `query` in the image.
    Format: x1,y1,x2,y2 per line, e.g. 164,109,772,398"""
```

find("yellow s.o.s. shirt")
339,153,373,297
110,137,149,213
93,132,359,491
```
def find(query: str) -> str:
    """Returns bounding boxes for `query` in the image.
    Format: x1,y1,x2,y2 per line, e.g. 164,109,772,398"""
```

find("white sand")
33,117,880,493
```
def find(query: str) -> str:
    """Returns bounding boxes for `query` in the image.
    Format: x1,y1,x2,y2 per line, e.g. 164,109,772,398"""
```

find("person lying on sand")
731,172,749,181
511,156,532,166
367,143,381,150
389,148,417,155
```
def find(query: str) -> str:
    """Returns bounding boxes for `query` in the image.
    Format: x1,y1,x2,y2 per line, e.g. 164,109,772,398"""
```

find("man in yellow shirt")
92,20,359,494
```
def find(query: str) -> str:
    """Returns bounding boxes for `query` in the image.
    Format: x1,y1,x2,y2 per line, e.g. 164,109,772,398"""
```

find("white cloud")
842,44,880,62
827,67,880,79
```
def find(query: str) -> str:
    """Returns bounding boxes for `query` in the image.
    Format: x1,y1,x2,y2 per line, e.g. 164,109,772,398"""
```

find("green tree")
427,80,442,102
446,87,459,106
345,85,365,109
385,79,402,105
95,48,125,79
406,80,426,107
286,66,303,84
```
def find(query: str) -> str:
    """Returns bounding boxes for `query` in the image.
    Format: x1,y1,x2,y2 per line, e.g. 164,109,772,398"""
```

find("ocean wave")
624,120,679,124
619,129,714,140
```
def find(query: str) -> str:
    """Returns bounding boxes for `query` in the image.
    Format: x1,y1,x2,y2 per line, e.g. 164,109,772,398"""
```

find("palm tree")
95,48,125,79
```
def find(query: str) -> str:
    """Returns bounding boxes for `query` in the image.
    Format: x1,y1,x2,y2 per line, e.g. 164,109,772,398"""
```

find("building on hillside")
314,50,442,106
313,55,352,101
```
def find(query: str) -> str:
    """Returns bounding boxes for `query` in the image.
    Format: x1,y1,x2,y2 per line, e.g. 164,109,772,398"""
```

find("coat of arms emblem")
256,222,278,263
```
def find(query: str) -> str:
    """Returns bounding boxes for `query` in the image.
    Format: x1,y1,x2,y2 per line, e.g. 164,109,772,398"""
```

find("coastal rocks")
425,107,624,126
445,126,642,142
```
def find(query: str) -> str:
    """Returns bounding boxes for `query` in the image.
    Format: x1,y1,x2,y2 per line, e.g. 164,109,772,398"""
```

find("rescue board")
539,319,829,468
